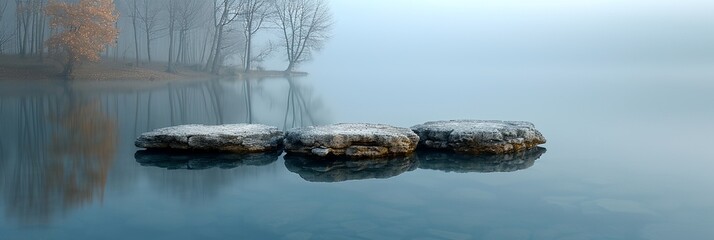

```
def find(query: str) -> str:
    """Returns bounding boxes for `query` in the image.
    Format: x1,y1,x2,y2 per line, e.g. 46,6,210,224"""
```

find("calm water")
1,65,713,239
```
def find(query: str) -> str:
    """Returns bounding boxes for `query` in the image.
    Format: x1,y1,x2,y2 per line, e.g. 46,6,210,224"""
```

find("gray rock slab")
411,120,546,154
284,123,420,158
135,124,284,152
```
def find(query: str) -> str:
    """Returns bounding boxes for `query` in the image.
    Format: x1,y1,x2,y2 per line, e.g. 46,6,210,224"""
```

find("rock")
134,150,280,170
283,123,419,158
135,124,283,153
416,147,546,173
411,120,546,154
284,154,417,182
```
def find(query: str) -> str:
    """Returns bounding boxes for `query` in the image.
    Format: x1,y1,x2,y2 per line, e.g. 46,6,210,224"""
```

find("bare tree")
13,0,47,58
33,0,48,60
199,23,212,65
175,0,204,65
166,0,178,72
123,0,140,66
0,1,6,31
273,0,332,72
247,41,275,69
0,1,15,54
207,0,241,74
16,0,30,57
203,0,220,71
240,0,271,72
137,0,162,63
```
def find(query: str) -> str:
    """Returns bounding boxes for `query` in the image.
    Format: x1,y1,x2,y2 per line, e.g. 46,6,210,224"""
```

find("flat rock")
135,124,284,153
283,123,420,158
411,120,546,154
416,147,546,173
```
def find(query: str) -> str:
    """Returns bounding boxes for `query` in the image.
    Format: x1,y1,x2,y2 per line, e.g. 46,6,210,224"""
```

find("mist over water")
305,0,714,69
1,0,714,239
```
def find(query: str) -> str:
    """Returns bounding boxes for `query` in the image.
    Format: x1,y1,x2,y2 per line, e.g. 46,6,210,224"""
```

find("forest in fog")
0,0,332,75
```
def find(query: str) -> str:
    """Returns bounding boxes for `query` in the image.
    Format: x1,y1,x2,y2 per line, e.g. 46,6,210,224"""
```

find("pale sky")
297,0,714,71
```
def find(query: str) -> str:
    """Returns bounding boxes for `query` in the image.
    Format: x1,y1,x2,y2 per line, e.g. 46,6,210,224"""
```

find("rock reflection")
134,150,280,170
416,147,547,173
284,155,418,182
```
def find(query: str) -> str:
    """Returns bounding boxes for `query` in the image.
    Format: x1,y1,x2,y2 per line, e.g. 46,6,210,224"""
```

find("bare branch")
273,0,332,72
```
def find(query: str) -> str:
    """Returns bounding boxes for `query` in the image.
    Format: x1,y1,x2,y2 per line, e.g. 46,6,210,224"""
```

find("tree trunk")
200,29,209,65
30,7,35,55
145,28,151,62
20,11,29,57
62,59,75,80
167,26,175,72
244,33,251,73
210,24,224,74
132,0,139,66
204,27,217,71
143,1,152,63
38,6,45,61
114,21,119,62
15,8,20,55
285,62,294,72
175,29,183,64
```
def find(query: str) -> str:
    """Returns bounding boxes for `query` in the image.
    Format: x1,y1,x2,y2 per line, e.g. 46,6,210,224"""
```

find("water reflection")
0,77,329,224
283,78,320,129
284,155,418,182
416,147,547,173
0,95,117,225
135,150,280,170
284,147,546,183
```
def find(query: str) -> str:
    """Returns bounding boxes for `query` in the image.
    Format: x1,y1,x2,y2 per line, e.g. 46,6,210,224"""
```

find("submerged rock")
135,150,280,170
284,155,417,182
135,124,284,153
416,147,546,173
411,120,546,154
284,123,419,158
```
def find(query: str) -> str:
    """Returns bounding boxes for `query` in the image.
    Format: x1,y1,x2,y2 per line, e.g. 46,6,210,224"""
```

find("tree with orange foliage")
46,0,118,79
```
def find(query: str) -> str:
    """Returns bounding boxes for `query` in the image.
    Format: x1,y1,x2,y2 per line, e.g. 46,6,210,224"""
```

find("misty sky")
298,0,714,71
3,0,713,71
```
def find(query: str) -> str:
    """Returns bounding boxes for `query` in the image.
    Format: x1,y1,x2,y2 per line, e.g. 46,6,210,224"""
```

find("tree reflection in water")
0,77,329,224
2,96,117,225
283,78,319,129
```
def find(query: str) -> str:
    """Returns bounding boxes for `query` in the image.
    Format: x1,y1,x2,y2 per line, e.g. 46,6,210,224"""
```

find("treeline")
0,0,332,73
0,0,48,58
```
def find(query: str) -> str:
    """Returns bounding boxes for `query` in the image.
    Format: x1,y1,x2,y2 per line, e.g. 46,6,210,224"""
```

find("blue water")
1,65,713,239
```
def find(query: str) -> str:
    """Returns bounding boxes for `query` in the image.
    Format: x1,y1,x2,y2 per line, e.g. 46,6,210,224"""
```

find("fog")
3,0,714,72
302,0,714,73
2,1,714,238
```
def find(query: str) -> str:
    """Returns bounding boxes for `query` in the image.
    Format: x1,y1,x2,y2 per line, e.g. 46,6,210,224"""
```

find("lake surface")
1,65,713,239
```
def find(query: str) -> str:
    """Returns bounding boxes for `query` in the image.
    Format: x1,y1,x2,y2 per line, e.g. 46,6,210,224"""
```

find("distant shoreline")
0,55,306,81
